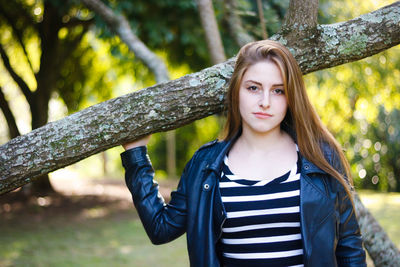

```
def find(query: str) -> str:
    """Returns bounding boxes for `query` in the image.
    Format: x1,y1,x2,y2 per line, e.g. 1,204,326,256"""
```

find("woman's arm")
121,136,189,244
328,148,366,266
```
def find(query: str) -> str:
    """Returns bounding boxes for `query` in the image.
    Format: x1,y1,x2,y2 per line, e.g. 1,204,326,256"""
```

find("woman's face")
238,60,288,136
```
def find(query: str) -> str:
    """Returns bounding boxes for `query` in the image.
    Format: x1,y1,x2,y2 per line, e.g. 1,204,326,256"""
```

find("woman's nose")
258,92,270,108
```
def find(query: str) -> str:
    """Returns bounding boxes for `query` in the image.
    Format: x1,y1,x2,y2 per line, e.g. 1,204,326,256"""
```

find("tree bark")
0,0,96,196
1,2,399,195
274,2,400,74
81,0,177,178
196,0,227,64
284,0,319,30
354,193,400,266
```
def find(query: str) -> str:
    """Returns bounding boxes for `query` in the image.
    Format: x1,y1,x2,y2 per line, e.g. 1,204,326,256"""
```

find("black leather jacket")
121,138,366,267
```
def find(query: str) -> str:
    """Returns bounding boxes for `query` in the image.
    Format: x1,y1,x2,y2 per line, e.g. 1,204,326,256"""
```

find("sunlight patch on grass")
0,214,188,267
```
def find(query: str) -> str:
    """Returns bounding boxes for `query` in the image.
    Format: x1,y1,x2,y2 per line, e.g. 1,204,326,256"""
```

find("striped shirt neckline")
218,147,303,266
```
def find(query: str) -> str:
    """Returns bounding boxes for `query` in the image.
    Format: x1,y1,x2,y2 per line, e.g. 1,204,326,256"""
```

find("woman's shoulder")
190,138,225,162
319,141,339,165
199,139,219,150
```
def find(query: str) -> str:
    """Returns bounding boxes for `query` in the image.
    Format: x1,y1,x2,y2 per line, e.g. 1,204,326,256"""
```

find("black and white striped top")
219,151,303,267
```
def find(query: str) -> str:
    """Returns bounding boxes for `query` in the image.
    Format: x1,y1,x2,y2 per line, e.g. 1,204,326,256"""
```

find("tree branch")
283,0,319,30
63,17,95,28
0,2,399,195
0,0,38,31
80,0,170,83
0,43,33,102
0,86,20,139
273,1,400,74
0,8,36,78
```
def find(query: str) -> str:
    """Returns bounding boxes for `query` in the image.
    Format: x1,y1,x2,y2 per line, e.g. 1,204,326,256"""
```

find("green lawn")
0,190,398,267
0,194,189,267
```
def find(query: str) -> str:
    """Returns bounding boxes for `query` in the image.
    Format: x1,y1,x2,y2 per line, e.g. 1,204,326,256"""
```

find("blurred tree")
0,0,101,195
196,0,226,64
223,0,255,47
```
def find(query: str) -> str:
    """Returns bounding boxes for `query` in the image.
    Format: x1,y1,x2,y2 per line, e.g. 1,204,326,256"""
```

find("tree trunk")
26,1,62,195
283,0,319,30
102,152,108,175
223,0,255,47
196,0,226,64
28,92,55,195
354,193,400,266
256,0,268,39
166,131,177,179
0,1,399,195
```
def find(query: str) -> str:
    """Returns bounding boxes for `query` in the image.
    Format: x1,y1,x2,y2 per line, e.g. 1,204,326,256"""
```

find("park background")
0,0,399,266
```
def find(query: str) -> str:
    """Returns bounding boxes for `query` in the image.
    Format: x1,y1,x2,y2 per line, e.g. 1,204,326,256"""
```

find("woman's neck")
237,128,293,154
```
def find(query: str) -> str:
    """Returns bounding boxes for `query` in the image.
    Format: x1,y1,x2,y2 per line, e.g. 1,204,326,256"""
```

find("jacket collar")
208,131,240,174
300,155,327,175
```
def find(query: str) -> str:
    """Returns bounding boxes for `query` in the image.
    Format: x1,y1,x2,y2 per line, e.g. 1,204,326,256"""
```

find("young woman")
121,40,366,267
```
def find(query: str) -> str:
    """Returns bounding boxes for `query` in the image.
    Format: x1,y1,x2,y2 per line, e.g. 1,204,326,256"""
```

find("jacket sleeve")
329,149,367,266
121,146,192,245
335,184,367,266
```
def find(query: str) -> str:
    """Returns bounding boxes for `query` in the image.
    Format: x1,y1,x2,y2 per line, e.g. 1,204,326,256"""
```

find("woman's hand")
122,135,152,150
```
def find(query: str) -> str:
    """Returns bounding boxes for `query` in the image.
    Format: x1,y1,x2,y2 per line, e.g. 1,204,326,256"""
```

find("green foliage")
235,0,289,38
305,0,400,192
148,115,224,175
306,47,400,191
353,107,400,191
91,0,289,72
305,45,400,192
94,0,211,71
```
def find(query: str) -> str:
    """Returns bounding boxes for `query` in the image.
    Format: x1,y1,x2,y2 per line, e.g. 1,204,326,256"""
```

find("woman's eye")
247,85,259,92
272,88,284,95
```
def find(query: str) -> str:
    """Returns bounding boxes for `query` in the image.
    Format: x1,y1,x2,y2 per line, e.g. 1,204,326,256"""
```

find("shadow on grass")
0,191,136,226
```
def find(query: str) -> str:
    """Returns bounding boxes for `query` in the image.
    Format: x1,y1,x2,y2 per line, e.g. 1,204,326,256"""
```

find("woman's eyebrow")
243,80,262,86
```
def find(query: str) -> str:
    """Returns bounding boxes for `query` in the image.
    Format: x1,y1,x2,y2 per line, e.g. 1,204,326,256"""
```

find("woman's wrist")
122,135,151,150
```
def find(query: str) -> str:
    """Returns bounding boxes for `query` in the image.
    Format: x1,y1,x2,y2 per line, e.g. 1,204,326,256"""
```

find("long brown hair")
224,40,353,199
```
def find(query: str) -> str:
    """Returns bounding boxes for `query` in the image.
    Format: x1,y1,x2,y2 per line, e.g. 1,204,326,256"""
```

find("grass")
0,189,398,267
0,210,189,267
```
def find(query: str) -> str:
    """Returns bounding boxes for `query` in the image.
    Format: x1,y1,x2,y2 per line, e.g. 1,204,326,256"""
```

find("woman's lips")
253,112,272,119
